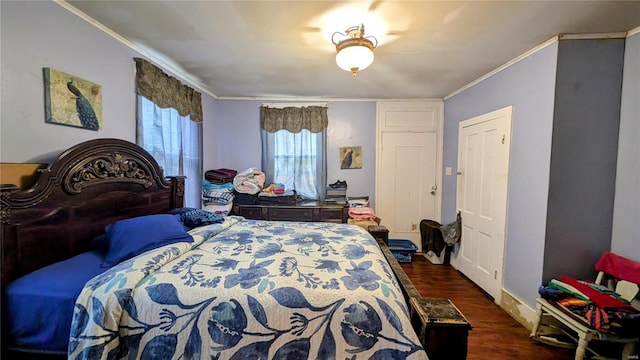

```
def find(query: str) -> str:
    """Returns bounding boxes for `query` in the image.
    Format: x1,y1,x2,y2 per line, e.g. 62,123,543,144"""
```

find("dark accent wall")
543,39,625,282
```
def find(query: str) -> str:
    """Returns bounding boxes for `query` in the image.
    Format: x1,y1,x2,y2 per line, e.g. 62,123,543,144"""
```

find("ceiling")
63,1,640,100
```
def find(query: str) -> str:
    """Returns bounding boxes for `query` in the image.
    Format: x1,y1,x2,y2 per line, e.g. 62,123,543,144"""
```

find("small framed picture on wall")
340,146,362,169
43,67,102,131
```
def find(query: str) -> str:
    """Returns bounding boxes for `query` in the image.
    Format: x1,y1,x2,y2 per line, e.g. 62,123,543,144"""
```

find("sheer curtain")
261,106,327,200
137,96,202,208
134,58,203,208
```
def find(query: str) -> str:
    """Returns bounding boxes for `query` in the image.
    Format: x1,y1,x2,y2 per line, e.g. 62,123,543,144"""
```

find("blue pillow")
90,234,108,250
102,214,193,267
169,207,224,228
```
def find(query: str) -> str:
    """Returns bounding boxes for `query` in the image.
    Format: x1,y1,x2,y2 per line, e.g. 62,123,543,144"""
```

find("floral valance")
134,58,203,123
260,106,328,133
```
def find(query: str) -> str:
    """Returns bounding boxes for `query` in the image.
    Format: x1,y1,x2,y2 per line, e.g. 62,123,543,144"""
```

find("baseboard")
499,289,538,331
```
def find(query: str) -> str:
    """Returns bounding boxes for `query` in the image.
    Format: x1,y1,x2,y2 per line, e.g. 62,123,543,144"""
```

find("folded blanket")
560,276,635,311
202,190,235,205
205,168,237,184
203,203,233,216
348,207,376,221
548,278,590,302
348,218,378,230
233,167,266,194
262,183,285,195
203,180,234,191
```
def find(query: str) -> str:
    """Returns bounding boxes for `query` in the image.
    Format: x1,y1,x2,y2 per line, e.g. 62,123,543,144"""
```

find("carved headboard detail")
1,138,185,288
65,152,156,193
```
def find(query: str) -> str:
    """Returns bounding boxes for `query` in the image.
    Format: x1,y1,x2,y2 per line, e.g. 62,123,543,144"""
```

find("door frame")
375,100,444,240
452,105,513,303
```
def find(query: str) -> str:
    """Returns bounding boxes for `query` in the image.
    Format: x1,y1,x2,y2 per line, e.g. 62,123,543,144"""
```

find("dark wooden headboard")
0,138,185,289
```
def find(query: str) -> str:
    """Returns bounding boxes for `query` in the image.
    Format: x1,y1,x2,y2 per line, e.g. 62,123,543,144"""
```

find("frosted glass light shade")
335,45,374,73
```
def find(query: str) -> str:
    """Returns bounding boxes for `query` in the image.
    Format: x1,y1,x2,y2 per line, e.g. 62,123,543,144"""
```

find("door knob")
430,184,437,195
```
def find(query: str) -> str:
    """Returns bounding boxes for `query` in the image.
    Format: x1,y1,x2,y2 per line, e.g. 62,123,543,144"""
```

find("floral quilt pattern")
69,217,427,359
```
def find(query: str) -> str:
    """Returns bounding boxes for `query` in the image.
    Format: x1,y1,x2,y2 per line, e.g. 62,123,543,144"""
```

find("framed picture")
339,146,362,169
43,67,102,131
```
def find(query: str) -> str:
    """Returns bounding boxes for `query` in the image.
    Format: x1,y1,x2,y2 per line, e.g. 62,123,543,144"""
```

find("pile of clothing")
258,183,297,205
205,168,237,185
230,167,266,205
325,181,347,205
347,196,369,208
262,183,285,195
347,207,380,230
233,167,265,195
202,179,235,216
538,276,640,336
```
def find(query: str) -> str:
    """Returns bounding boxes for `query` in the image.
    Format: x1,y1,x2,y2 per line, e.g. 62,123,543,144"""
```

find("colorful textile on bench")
560,276,635,310
539,280,640,333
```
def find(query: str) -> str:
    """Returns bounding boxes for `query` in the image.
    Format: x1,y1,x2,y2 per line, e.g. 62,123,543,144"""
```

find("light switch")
445,167,452,176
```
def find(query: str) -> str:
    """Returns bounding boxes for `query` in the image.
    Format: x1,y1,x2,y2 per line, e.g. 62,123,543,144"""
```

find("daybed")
1,138,430,359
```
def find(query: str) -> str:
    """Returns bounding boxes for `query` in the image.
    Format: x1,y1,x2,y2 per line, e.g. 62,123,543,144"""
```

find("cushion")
169,207,224,228
102,214,193,267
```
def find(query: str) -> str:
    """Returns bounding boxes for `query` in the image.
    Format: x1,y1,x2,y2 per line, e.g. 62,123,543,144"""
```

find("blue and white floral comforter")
69,217,427,359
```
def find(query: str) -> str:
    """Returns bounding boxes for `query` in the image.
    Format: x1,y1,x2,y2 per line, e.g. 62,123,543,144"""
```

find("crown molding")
445,31,634,100
558,32,627,40
444,35,559,100
218,96,443,102
54,0,219,100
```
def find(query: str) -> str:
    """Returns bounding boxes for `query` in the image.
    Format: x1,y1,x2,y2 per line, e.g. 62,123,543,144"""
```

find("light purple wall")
204,100,377,206
611,32,640,261
204,100,263,173
0,1,217,163
326,102,377,206
443,44,559,308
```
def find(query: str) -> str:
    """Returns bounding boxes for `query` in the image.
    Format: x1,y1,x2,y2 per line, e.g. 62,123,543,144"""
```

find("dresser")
233,202,349,223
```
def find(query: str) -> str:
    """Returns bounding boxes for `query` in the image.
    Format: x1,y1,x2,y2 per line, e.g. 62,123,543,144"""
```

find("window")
262,129,325,199
137,95,202,208
260,106,328,200
134,58,204,209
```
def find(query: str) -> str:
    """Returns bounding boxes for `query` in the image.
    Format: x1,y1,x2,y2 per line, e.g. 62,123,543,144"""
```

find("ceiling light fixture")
331,24,378,78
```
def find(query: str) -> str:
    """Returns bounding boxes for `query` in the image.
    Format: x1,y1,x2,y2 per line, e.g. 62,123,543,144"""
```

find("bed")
1,138,429,359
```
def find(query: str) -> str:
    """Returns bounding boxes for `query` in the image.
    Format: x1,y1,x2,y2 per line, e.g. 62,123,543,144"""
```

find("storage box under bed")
388,239,418,263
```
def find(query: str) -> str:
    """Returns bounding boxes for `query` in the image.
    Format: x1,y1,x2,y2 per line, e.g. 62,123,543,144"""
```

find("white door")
376,101,442,250
455,106,512,303
378,133,438,248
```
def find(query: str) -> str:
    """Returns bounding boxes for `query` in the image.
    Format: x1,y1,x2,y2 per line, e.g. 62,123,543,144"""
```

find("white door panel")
379,132,437,248
376,101,443,251
455,106,512,303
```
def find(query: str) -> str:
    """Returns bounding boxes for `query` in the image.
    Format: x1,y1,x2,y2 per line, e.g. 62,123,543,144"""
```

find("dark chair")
420,219,450,264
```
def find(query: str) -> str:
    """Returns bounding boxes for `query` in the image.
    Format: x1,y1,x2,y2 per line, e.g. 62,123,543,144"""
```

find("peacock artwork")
339,146,362,169
43,68,102,131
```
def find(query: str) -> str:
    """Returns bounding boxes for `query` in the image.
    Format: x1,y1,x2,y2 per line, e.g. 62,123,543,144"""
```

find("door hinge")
494,270,498,280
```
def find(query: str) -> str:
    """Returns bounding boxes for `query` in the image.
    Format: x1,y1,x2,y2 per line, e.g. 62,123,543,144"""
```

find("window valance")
260,106,328,133
134,58,203,123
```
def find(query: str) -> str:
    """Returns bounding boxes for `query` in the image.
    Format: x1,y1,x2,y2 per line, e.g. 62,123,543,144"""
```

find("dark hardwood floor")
401,255,576,360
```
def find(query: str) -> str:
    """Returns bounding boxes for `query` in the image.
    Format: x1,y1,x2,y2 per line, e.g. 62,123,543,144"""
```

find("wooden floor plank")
401,255,576,360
